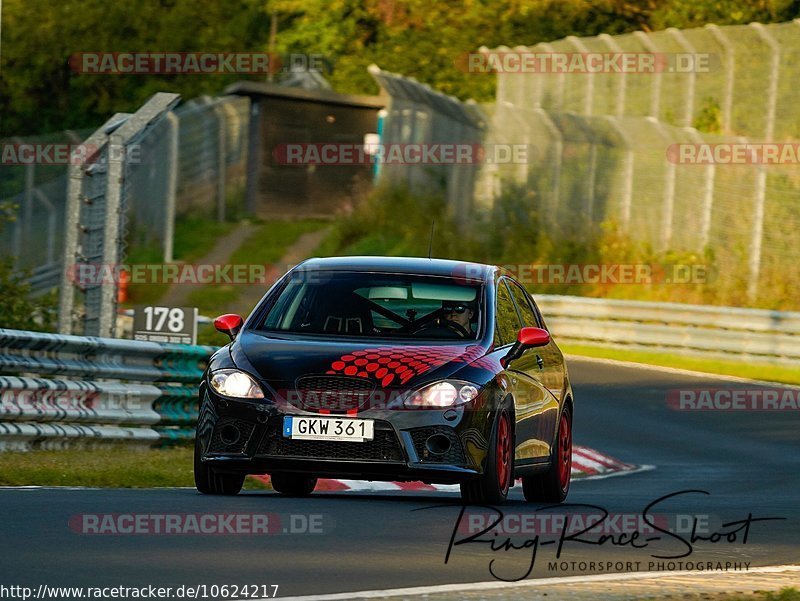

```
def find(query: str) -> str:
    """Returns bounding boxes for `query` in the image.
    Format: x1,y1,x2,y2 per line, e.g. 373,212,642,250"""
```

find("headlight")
209,369,264,399
404,380,480,409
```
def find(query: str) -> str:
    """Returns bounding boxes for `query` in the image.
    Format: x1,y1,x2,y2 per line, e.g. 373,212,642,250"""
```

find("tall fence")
58,94,182,338
0,129,93,293
369,65,486,227
477,20,800,306
0,94,250,295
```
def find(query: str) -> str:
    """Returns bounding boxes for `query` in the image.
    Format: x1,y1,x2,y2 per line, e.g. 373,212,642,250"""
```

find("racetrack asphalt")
1,358,798,597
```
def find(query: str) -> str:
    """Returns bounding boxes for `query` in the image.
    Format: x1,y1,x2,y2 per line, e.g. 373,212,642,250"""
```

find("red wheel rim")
558,412,572,491
496,412,511,495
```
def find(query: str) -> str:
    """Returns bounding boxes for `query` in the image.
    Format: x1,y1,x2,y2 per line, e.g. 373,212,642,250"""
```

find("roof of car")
295,256,494,281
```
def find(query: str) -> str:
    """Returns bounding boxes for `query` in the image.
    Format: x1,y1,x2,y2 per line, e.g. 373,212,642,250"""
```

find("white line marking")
270,564,800,601
574,447,631,469
569,454,608,473
573,463,655,481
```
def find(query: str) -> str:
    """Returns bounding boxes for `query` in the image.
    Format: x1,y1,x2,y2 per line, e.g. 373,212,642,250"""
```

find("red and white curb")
251,445,648,492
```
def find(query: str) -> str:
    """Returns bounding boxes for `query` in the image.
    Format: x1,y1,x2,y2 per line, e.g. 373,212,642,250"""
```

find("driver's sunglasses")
444,305,469,314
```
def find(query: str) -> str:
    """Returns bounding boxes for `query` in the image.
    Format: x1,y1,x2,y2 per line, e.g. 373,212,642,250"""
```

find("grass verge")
126,218,237,306
0,447,267,490
562,344,800,385
697,589,800,601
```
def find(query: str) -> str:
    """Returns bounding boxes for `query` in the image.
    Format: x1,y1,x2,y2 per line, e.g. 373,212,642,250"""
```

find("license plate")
283,416,374,442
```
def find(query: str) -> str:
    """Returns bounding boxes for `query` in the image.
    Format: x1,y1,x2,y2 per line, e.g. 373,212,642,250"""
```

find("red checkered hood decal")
324,344,499,388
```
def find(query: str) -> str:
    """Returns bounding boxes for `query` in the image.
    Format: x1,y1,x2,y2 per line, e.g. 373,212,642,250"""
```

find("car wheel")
522,405,572,503
193,438,245,495
270,473,318,497
460,406,513,505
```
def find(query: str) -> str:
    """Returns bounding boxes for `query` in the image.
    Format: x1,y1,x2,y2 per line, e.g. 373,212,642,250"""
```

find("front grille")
291,375,376,413
258,419,404,462
408,426,467,464
208,417,256,454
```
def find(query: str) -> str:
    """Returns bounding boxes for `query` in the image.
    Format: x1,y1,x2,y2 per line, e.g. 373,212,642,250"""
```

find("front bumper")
196,388,490,484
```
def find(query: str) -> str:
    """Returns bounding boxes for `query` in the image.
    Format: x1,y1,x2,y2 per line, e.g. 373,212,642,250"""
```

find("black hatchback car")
195,257,573,504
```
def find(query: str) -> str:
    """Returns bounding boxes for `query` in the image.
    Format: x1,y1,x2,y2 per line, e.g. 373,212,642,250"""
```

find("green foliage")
764,588,800,601
693,97,723,134
0,257,58,331
1,0,270,135
6,0,800,135
320,183,797,309
649,0,800,29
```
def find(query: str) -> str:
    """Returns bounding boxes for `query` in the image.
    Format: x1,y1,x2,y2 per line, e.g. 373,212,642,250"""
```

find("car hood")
231,330,492,393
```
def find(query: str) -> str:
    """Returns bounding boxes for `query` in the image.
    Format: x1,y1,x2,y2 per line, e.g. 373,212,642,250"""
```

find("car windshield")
257,271,483,340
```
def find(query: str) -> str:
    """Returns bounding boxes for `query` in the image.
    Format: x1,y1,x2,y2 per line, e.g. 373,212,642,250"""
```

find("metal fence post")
705,24,735,134
58,121,114,334
23,161,34,258
90,93,180,337
684,127,715,250
539,43,564,110
98,132,126,338
531,107,562,225
501,105,532,184
212,101,228,222
747,23,780,303
571,114,598,219
566,36,594,115
634,31,662,119
603,116,634,231
164,112,179,264
244,101,261,216
33,190,57,265
598,33,626,117
647,118,677,250
666,27,697,127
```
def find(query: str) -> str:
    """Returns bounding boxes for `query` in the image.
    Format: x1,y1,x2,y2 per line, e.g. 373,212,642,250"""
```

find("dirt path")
230,226,331,316
158,221,257,308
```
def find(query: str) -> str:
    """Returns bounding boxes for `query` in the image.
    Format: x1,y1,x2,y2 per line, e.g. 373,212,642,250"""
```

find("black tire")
270,473,318,497
522,405,572,503
194,439,245,496
460,405,514,505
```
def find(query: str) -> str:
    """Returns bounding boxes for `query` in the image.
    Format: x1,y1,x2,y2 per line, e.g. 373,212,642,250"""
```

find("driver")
442,300,475,337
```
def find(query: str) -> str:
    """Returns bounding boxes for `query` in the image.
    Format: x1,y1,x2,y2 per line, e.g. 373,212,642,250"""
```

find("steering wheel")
412,318,471,338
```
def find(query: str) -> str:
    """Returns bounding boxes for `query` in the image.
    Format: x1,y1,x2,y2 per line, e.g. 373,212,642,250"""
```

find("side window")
494,279,523,346
507,280,541,328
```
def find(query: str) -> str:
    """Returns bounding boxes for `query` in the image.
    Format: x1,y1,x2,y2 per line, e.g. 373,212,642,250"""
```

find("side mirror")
516,327,550,348
214,314,244,340
501,327,550,367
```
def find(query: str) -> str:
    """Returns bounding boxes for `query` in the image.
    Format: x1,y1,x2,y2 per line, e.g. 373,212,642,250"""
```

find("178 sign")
133,306,198,345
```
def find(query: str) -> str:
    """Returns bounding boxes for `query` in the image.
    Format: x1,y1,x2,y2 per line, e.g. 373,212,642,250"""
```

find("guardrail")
536,295,800,368
2,295,797,450
0,329,214,451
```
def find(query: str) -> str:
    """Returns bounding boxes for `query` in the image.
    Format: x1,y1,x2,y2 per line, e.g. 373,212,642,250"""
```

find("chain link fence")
0,129,92,291
0,95,251,296
369,65,486,228
478,20,800,307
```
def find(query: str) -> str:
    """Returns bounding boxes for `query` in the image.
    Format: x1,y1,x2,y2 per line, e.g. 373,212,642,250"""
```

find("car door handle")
536,354,544,369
